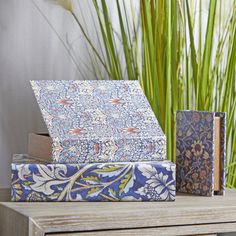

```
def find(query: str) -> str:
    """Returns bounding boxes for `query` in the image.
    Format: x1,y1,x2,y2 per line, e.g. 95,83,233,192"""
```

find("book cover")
11,154,176,202
176,110,226,196
31,80,166,163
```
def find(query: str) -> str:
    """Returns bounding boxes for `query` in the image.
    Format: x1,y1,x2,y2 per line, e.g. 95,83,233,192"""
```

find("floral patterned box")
30,80,166,163
11,154,176,202
176,110,226,197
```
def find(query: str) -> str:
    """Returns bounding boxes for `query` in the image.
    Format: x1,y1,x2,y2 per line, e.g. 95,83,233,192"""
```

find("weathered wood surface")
49,221,236,235
50,223,232,236
0,188,236,236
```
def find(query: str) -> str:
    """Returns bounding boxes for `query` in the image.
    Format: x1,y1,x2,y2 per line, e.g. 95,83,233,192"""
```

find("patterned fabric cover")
31,80,166,163
176,110,226,196
11,155,176,202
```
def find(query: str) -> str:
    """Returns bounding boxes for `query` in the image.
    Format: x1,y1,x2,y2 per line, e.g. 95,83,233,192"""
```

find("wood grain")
1,189,236,236
49,221,236,236
0,203,29,236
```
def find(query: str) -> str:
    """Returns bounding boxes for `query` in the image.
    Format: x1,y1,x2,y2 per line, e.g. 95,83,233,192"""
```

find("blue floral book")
176,110,226,196
30,80,166,164
11,154,176,202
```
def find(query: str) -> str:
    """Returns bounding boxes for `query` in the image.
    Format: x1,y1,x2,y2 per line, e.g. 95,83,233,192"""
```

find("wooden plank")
0,189,44,236
29,218,45,236
1,189,236,235
0,203,29,236
48,222,236,236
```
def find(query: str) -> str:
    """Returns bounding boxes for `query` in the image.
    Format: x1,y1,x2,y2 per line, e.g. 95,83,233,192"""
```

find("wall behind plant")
0,0,115,188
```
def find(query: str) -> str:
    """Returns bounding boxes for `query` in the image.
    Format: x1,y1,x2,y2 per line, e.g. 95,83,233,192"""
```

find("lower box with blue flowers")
11,154,176,201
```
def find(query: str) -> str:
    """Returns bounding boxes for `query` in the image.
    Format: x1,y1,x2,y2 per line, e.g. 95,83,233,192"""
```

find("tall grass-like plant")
34,0,236,188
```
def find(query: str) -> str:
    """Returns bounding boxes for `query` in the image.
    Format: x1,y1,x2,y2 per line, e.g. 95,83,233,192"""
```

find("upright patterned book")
30,80,166,163
11,154,176,202
176,110,226,196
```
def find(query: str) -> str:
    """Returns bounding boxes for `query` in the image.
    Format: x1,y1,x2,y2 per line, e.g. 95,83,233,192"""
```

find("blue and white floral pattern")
31,80,166,163
11,155,175,202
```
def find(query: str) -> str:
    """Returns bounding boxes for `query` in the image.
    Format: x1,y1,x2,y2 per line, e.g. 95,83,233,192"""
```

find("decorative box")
176,110,226,196
30,80,166,163
11,154,176,202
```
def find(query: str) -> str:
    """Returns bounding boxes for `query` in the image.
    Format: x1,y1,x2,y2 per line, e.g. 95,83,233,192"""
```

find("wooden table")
0,188,236,236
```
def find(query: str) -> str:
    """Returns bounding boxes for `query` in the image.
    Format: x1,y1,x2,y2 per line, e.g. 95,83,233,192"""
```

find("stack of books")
11,80,176,202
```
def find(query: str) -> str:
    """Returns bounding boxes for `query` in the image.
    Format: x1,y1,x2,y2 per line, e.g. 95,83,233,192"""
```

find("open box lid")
31,80,166,163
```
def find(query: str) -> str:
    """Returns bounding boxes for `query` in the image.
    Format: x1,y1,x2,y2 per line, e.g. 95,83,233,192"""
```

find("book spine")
11,160,175,202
